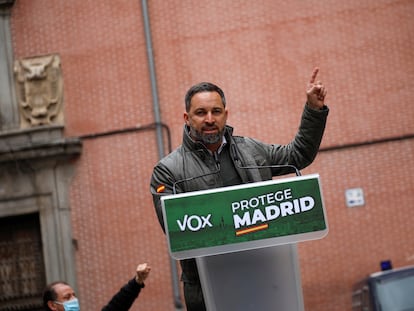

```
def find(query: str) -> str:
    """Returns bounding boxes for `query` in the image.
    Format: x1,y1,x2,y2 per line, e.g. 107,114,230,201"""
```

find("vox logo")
177,214,213,232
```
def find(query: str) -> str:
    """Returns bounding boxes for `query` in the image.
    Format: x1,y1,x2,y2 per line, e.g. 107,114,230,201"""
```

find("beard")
189,125,224,146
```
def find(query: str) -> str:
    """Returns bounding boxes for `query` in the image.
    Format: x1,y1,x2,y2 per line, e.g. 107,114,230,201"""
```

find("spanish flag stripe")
235,223,269,236
156,185,166,193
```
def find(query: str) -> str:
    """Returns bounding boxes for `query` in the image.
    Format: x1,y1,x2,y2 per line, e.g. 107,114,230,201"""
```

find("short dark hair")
43,281,69,311
184,82,226,112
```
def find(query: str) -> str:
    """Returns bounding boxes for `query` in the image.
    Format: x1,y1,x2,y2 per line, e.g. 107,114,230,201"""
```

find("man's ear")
47,300,58,311
184,112,189,126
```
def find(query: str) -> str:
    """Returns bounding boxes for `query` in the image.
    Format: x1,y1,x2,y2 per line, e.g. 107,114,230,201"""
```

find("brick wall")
10,0,414,310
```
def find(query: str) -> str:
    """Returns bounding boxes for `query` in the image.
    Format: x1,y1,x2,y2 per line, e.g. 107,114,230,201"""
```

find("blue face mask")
55,298,80,311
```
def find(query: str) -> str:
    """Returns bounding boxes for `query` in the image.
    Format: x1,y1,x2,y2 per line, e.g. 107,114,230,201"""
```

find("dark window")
0,213,45,311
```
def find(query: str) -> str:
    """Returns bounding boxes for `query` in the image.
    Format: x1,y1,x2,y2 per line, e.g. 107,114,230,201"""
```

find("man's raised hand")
306,67,327,110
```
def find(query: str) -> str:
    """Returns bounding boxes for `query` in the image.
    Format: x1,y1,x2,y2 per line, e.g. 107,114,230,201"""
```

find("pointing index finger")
309,67,319,84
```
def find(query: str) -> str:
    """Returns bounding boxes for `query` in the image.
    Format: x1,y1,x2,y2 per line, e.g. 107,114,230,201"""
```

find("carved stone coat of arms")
14,54,64,128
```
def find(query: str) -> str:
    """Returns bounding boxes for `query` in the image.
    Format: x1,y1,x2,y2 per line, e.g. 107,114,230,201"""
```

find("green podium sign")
161,174,328,259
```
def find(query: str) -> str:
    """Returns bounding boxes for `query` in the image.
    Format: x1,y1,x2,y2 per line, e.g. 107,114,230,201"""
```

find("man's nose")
205,112,215,123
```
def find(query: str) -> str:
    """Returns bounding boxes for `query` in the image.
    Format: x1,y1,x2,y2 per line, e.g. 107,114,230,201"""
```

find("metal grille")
0,214,45,311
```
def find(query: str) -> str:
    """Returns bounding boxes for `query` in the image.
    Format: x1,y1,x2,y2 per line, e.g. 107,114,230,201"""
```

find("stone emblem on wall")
14,54,64,128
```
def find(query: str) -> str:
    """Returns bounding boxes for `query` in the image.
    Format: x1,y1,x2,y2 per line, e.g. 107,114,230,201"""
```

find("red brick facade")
10,1,414,310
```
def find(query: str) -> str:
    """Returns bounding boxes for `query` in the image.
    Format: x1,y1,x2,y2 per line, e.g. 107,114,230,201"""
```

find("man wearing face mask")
43,263,151,311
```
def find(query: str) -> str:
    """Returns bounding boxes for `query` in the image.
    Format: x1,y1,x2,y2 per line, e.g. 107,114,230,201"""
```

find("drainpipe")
141,0,184,308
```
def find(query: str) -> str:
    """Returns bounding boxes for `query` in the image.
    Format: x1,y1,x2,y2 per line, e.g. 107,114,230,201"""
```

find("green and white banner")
161,174,328,259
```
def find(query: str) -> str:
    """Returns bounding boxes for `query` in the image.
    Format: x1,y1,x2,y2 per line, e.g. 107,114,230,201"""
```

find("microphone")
230,144,302,177
172,144,301,195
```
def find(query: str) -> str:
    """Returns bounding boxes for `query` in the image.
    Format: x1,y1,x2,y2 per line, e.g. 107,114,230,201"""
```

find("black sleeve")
101,278,144,311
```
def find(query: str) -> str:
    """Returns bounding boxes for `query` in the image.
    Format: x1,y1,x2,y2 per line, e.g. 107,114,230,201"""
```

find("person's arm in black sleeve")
101,263,151,311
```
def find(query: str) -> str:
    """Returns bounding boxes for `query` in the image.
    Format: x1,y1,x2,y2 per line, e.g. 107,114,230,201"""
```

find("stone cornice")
0,126,82,163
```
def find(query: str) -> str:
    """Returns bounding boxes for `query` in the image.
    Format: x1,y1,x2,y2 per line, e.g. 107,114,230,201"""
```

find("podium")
161,174,328,310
